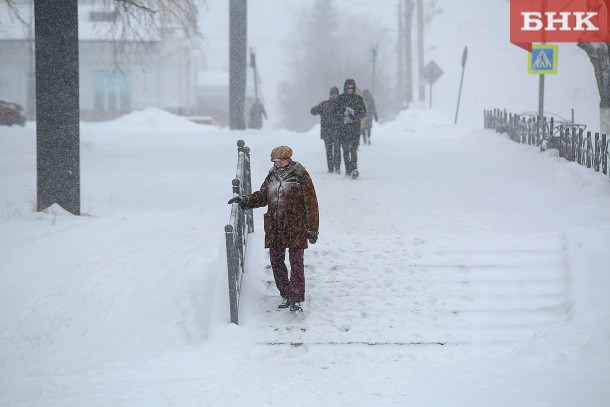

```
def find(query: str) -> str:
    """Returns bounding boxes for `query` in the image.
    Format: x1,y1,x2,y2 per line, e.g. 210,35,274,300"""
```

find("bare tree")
91,0,205,67
279,0,395,131
3,0,26,23
424,0,442,27
101,0,202,42
5,0,203,36
278,0,341,132
578,43,610,135
3,0,204,66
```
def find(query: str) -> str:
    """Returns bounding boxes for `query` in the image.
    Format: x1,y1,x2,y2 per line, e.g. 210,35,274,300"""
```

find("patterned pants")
269,248,305,302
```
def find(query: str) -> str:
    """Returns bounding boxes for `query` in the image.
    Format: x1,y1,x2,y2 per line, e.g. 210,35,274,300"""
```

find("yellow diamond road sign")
528,44,558,74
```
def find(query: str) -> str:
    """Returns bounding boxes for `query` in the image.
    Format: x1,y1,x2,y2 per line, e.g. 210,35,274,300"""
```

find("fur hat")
270,146,293,162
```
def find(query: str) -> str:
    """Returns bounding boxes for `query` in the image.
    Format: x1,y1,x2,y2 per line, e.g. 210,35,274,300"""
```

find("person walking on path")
355,88,367,147
227,146,319,313
361,89,378,145
337,79,366,178
311,86,342,174
248,99,267,129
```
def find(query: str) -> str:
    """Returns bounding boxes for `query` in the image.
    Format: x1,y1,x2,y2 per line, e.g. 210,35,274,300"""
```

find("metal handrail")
224,140,254,324
484,109,609,178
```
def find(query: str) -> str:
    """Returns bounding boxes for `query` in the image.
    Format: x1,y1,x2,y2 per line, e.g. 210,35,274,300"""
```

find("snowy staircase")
253,232,570,347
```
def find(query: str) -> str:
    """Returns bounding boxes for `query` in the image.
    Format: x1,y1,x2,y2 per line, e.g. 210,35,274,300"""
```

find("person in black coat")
337,79,366,178
311,86,342,174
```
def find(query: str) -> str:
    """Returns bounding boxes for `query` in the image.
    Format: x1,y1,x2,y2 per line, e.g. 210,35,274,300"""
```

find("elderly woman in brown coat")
227,146,319,313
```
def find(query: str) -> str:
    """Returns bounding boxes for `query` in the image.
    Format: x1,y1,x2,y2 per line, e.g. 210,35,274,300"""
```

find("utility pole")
229,0,247,130
397,0,405,109
416,0,425,103
405,0,414,108
371,44,377,96
35,0,80,215
249,47,259,101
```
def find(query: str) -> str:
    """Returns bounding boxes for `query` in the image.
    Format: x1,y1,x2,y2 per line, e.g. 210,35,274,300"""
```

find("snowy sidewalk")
252,232,569,347
2,109,610,406
236,111,585,351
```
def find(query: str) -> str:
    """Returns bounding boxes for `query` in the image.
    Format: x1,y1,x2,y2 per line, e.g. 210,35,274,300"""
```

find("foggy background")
0,0,601,132
201,0,600,131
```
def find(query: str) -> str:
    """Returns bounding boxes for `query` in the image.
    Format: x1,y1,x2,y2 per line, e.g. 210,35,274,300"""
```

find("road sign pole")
421,59,444,110
529,44,556,122
538,74,544,119
454,46,468,125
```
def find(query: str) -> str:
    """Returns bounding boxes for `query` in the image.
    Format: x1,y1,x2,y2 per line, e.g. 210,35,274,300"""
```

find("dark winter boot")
290,301,303,313
277,297,290,309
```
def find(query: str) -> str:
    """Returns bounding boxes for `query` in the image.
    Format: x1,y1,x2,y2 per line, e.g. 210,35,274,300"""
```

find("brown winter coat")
242,161,319,249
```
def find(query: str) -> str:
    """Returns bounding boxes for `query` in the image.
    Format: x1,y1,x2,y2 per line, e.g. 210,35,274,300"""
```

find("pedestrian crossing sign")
528,44,558,74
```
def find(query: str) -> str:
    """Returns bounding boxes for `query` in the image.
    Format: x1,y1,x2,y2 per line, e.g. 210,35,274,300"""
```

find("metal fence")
484,108,609,177
224,140,254,324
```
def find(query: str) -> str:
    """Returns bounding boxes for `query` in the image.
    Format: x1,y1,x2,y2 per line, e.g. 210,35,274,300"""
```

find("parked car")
0,100,26,126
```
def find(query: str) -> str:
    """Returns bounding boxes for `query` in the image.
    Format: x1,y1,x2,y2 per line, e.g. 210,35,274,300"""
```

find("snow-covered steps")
253,232,570,347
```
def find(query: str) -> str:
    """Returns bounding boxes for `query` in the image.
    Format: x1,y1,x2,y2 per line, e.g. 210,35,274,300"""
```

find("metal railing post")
243,146,254,233
224,224,239,324
602,134,608,175
223,140,255,325
577,129,585,165
585,131,593,168
483,107,607,179
594,133,601,172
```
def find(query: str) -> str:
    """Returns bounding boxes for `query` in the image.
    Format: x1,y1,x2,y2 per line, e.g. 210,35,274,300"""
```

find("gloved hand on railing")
308,232,318,244
227,196,246,207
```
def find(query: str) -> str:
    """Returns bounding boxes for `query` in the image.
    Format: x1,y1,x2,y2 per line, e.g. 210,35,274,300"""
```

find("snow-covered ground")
1,109,610,406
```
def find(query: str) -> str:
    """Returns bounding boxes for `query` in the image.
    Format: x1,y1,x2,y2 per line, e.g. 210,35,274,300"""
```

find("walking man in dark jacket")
337,79,366,178
227,146,319,313
311,86,342,174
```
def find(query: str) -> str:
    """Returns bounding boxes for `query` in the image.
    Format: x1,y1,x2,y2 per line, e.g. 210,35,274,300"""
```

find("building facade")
0,1,203,121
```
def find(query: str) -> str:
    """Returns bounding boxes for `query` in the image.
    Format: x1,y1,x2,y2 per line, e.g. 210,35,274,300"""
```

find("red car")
0,100,26,126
